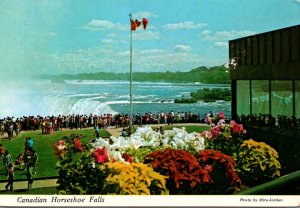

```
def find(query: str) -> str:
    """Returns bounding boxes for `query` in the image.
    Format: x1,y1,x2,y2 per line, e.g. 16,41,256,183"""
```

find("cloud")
140,49,165,55
213,42,228,48
102,38,126,44
200,30,212,36
133,11,158,19
46,45,204,74
297,0,300,3
133,31,160,40
174,45,192,52
200,29,256,41
83,19,126,31
164,21,207,30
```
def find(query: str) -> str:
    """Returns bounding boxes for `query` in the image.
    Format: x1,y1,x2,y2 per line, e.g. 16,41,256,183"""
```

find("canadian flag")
131,18,148,31
142,18,148,29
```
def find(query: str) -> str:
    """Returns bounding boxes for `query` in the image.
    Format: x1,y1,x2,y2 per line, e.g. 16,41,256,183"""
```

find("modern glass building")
229,24,300,120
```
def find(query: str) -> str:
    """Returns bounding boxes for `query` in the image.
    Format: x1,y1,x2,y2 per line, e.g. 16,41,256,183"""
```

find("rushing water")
0,79,231,118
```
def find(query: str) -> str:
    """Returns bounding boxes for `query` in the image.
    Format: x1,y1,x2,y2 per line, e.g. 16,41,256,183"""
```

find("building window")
236,80,250,116
295,81,300,118
251,80,269,115
271,80,293,117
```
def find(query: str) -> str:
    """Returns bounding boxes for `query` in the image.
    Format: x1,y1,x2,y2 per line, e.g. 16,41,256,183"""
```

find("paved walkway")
0,178,58,192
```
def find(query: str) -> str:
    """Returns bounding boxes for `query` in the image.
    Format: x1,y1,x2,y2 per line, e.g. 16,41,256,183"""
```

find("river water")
0,79,231,119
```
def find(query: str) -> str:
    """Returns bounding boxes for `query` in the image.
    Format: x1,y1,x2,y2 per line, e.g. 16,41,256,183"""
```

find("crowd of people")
237,114,300,130
0,111,211,138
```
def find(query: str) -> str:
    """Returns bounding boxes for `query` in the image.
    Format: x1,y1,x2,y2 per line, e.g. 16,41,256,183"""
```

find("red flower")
196,149,241,189
74,138,83,152
122,153,133,163
53,140,67,157
94,147,109,164
145,148,211,193
204,165,213,173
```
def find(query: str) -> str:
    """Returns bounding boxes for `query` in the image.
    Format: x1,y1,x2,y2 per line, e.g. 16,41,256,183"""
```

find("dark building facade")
229,24,300,120
229,25,300,175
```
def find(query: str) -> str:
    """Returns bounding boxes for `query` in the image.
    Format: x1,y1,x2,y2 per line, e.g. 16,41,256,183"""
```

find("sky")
0,0,300,78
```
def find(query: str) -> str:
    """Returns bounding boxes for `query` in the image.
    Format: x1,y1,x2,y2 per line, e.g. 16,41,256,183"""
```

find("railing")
235,170,300,195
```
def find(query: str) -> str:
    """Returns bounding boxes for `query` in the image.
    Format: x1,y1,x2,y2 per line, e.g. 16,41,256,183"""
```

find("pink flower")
230,120,244,134
217,112,225,119
94,147,109,164
210,126,221,138
201,131,208,137
201,131,213,139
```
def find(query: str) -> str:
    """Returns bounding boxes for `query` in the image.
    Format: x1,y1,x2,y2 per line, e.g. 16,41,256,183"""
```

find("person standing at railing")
5,163,14,191
3,150,12,176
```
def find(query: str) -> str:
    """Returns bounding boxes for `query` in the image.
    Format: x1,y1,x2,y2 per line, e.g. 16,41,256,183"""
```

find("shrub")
56,144,107,194
195,149,241,194
145,148,211,194
101,162,168,195
203,120,247,158
237,139,281,186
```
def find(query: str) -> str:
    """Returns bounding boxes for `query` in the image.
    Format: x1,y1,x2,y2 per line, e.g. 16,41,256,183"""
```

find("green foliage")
174,97,197,103
101,162,168,195
56,141,108,195
191,88,231,102
39,65,230,84
161,125,210,133
237,139,281,187
124,146,163,163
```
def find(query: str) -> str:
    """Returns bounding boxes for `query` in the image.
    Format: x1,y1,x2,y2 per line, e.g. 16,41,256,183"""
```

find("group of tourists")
237,114,300,130
0,111,208,137
1,137,38,191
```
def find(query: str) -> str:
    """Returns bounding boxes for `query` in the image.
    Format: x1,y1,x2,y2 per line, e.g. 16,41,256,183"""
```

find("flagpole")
129,13,133,134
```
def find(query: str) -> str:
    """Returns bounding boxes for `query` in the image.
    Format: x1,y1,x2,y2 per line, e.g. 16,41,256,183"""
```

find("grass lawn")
161,125,210,133
0,128,111,180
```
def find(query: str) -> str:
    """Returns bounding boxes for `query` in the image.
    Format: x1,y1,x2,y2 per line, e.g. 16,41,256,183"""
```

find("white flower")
93,137,110,149
110,136,129,150
161,127,205,152
108,150,125,163
126,136,144,149
131,126,162,147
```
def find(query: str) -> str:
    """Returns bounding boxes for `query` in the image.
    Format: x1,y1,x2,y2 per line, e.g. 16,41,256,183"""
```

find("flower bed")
54,114,281,195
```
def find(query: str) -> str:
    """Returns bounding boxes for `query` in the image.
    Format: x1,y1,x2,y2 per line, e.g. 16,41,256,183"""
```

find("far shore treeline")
37,65,230,84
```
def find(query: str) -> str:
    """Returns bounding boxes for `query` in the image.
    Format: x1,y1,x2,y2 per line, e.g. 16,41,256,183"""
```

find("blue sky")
0,0,300,77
